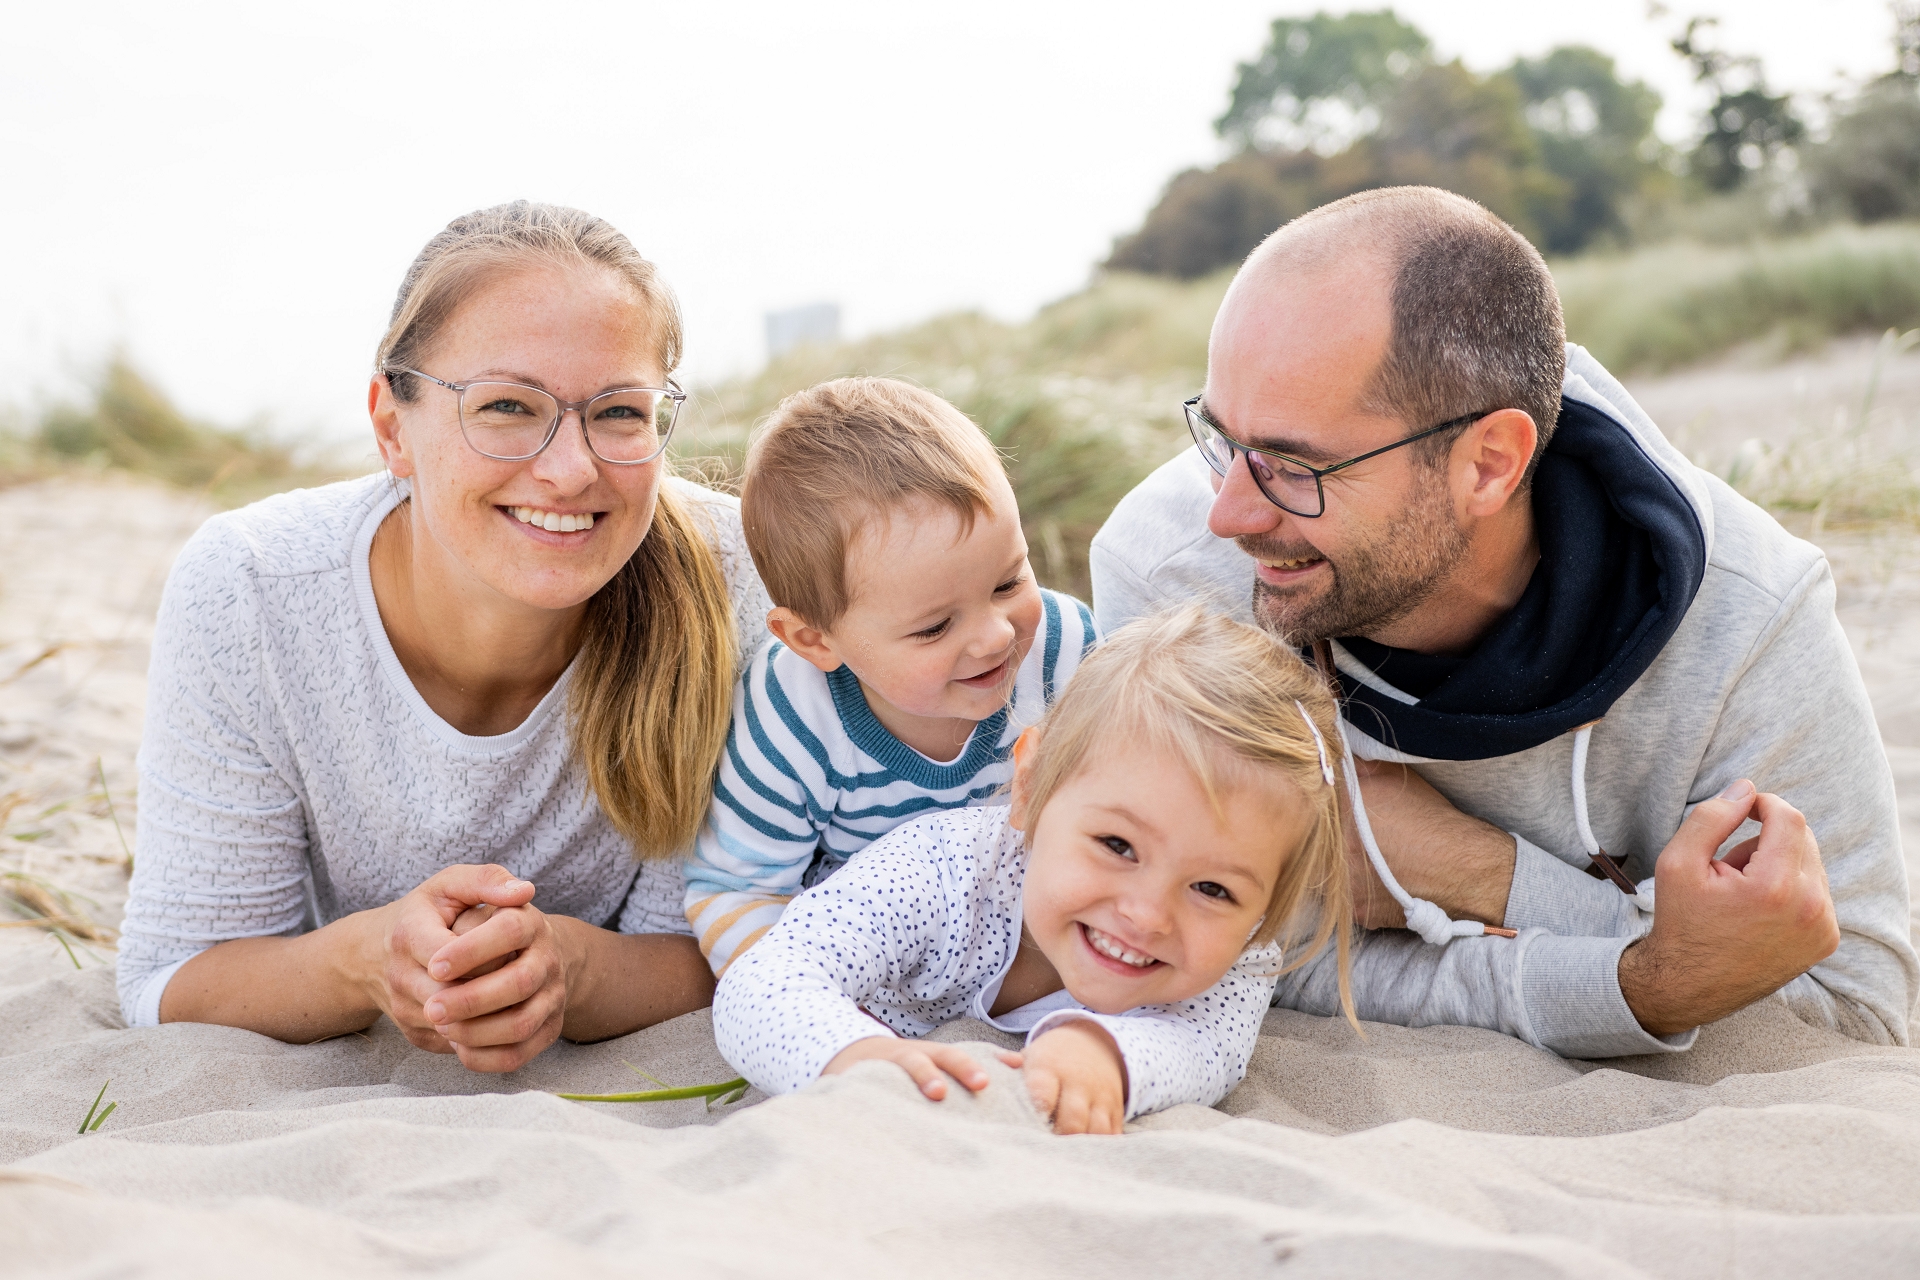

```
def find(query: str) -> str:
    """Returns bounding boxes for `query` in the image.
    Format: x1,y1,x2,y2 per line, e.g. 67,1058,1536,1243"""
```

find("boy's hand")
1023,1020,1126,1135
823,1036,1023,1101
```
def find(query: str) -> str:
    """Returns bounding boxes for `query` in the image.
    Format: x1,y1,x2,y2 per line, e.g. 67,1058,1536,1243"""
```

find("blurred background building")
765,304,842,361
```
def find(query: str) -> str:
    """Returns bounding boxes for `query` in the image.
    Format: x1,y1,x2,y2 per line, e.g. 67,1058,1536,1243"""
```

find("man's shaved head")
1227,186,1566,479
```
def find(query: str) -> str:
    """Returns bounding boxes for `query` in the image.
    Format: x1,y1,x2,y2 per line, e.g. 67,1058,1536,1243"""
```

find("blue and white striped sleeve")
1036,588,1100,708
1026,942,1280,1118
684,643,829,974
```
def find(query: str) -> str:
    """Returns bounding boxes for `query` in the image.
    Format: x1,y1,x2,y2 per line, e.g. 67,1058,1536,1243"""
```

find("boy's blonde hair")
741,377,1007,629
1019,607,1355,1025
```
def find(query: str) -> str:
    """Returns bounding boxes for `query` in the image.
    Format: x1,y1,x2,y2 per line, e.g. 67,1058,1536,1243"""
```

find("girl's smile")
1079,922,1164,973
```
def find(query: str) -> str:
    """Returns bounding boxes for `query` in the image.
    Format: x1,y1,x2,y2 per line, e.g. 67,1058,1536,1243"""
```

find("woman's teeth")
510,507,594,533
1085,925,1156,969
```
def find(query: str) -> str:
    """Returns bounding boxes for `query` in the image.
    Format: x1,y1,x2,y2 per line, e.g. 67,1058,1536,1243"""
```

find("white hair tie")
1295,700,1335,787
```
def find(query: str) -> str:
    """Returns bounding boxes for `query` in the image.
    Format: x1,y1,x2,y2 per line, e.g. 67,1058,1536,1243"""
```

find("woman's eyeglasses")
389,367,684,466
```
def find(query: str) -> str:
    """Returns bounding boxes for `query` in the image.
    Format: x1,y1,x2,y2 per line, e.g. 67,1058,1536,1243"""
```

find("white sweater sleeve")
1027,943,1281,1119
117,522,313,1027
710,840,958,1095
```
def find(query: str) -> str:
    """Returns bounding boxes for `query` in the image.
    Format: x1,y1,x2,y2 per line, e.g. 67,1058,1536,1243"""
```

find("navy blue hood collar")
1326,395,1709,762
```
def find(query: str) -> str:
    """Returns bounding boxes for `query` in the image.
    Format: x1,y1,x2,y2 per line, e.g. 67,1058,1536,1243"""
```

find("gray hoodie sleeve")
1677,543,1915,1044
1274,926,1695,1058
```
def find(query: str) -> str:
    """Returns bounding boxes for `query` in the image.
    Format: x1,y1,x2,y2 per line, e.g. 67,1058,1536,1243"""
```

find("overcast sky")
1,1,1903,446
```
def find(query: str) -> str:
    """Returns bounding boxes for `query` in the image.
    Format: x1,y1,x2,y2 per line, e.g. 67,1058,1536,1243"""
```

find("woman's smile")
499,503,605,542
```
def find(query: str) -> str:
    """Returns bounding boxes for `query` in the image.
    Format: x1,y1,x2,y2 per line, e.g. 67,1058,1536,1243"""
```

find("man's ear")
767,607,843,673
1454,408,1536,518
1008,727,1042,832
369,375,415,479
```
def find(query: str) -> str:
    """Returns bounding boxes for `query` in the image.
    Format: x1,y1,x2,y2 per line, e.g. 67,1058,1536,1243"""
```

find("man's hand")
367,864,573,1073
1348,762,1517,929
1023,1020,1126,1135
823,1036,1022,1100
1619,779,1839,1037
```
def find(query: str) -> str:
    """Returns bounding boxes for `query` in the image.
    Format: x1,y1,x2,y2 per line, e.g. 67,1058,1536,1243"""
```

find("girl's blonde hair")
1019,607,1354,1024
375,201,735,859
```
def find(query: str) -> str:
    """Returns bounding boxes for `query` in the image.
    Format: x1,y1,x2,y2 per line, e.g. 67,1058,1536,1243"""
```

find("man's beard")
1245,477,1470,645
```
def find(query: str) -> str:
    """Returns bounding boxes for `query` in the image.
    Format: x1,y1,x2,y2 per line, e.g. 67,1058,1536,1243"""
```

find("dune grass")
1554,223,1920,374
680,272,1233,597
3,354,361,505
77,1080,117,1135
1717,327,1920,531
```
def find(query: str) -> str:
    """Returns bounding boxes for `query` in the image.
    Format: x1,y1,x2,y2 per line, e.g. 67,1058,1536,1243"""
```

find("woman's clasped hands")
821,1019,1128,1136
371,864,577,1072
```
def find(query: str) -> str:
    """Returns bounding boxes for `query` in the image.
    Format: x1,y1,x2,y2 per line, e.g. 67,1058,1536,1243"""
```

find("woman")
117,202,770,1072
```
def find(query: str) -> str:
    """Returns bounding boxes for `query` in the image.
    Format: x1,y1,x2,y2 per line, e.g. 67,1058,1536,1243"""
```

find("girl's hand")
1023,1020,1126,1135
822,1036,1022,1101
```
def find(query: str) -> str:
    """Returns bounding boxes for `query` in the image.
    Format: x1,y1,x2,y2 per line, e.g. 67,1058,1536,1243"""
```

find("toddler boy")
684,377,1095,973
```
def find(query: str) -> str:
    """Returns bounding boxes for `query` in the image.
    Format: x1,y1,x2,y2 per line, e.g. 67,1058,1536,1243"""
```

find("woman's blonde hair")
374,201,735,859
1019,607,1354,1024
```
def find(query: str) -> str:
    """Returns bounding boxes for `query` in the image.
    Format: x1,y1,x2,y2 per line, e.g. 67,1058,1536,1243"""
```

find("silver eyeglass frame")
388,366,685,466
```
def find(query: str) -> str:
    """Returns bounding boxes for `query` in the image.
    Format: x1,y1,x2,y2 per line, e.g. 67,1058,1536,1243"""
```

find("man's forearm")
1374,812,1515,927
1352,765,1516,928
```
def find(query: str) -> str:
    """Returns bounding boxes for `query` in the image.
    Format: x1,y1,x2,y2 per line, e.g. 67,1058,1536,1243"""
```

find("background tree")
1215,10,1430,152
1805,1,1920,222
1668,15,1805,191
1507,46,1664,252
1361,59,1567,246
1108,10,1660,277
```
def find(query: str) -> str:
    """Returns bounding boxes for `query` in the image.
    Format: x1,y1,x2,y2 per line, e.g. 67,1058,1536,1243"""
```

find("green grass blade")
618,1059,672,1089
51,929,81,969
87,1101,117,1132
78,1080,109,1135
96,757,133,870
555,1077,749,1104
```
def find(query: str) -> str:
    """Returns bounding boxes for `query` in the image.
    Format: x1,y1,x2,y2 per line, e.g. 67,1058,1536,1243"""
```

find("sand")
3,349,1919,1275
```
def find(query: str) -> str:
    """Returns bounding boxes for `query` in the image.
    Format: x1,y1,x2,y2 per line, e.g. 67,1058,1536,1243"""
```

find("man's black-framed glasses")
389,367,685,465
1183,395,1492,518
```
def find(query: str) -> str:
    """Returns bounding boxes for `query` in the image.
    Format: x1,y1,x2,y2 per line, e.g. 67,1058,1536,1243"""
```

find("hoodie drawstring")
1335,721,1498,945
1310,641,1517,947
1570,722,1656,912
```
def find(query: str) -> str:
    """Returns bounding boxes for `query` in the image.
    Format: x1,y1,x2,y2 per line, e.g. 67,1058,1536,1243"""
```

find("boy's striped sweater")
685,588,1096,973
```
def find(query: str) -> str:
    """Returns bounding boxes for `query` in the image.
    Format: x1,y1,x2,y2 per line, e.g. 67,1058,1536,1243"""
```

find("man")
1091,186,1914,1056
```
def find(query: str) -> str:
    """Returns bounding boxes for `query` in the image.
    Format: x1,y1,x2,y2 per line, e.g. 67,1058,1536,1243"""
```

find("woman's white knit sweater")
117,473,770,1026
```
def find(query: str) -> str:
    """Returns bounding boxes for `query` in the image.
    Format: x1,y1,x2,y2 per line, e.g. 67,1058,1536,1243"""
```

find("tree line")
1108,5,1920,277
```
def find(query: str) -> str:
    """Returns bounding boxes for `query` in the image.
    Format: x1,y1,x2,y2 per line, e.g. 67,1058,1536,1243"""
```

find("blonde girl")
714,607,1355,1132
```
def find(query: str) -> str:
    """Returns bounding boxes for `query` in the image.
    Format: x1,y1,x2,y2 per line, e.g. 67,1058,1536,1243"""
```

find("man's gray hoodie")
1089,345,1916,1057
